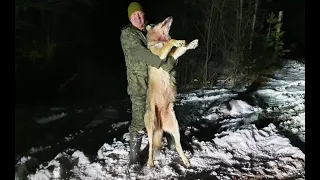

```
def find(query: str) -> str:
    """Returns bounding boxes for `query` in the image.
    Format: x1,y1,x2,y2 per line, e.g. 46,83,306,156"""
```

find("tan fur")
144,16,198,168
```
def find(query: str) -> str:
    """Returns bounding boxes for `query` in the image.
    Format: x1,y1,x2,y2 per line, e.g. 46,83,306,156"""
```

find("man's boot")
129,132,143,166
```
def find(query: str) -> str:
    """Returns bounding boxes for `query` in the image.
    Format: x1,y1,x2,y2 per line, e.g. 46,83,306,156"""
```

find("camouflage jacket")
120,24,176,96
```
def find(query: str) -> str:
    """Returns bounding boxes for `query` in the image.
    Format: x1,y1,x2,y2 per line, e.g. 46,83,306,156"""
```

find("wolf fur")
144,16,199,168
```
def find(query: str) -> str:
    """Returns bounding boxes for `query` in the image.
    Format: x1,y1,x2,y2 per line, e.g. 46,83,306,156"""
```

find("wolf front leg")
157,39,186,60
169,39,199,60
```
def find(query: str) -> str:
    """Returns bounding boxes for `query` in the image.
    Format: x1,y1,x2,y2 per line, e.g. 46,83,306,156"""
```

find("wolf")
143,16,199,168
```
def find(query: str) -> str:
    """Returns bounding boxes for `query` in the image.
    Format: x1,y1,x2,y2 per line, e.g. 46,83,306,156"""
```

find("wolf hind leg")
153,129,163,151
144,108,156,168
161,105,191,168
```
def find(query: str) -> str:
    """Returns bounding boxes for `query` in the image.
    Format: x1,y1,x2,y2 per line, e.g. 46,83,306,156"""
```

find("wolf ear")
146,25,152,31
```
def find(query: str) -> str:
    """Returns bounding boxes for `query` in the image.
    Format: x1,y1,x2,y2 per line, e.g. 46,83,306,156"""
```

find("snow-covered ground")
15,60,305,179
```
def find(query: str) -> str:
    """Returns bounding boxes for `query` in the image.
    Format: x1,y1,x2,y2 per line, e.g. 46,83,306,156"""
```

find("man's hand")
159,57,176,72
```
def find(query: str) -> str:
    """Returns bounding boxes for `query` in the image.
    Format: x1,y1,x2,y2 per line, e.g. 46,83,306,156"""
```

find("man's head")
128,2,145,30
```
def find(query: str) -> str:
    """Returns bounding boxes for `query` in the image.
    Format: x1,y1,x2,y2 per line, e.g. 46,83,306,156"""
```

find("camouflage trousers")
129,95,147,139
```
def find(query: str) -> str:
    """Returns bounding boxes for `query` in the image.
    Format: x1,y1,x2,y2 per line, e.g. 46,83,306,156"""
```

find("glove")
159,57,177,73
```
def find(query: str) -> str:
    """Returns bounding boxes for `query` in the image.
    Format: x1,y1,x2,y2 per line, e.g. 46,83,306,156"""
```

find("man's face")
130,11,145,29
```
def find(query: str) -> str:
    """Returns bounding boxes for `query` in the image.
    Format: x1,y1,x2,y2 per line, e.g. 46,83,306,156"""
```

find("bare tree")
183,0,273,88
249,0,259,50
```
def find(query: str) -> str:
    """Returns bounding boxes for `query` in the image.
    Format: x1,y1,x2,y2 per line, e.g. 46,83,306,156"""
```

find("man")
120,2,176,166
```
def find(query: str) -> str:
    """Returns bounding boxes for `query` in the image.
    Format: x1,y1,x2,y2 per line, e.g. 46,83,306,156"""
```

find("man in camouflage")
120,2,176,166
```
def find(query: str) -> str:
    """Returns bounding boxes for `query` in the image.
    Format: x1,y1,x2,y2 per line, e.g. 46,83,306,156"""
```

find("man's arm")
120,29,163,68
159,56,176,73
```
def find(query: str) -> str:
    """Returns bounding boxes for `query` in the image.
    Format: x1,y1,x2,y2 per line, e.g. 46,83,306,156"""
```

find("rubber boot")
129,132,143,166
129,131,144,165
128,131,145,178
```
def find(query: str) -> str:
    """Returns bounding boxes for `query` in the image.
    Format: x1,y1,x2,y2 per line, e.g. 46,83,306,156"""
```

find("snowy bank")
15,60,305,179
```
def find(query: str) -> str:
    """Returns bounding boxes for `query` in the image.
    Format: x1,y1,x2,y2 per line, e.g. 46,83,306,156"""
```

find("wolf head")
146,16,173,42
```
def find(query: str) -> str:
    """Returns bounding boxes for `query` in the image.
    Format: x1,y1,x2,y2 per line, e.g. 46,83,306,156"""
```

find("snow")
16,60,305,179
279,112,305,143
16,156,31,165
86,108,121,128
50,107,68,111
28,146,52,154
111,121,130,130
35,112,68,124
254,60,305,144
22,123,305,179
33,107,121,126
177,88,237,105
189,124,304,179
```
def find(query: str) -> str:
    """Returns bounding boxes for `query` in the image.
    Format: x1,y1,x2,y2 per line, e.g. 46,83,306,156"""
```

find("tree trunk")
277,11,283,33
249,0,259,51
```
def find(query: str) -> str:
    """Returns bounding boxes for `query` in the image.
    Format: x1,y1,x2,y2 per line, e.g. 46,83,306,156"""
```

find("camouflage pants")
129,95,147,138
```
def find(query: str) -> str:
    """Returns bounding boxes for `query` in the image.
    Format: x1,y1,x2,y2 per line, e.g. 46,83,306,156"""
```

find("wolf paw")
173,40,186,47
183,159,191,168
187,39,199,49
181,155,191,168
147,160,155,168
